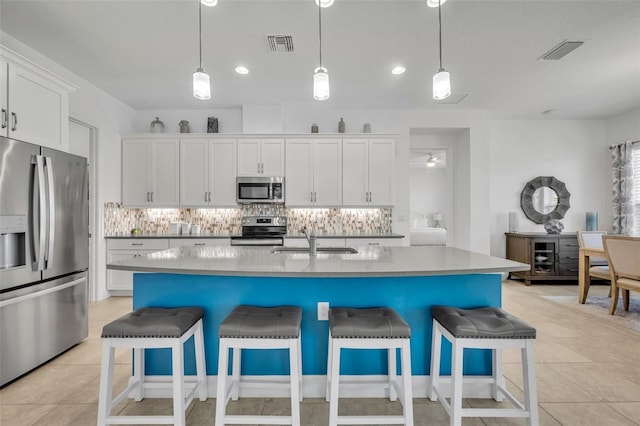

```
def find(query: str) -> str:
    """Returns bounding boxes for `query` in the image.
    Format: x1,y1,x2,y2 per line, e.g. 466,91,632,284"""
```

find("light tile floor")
1,280,639,425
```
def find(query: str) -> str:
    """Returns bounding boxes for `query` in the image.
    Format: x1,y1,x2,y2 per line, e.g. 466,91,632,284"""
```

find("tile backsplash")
104,203,392,235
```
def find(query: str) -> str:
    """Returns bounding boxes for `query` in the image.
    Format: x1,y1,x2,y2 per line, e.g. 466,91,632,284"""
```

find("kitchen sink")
270,247,358,254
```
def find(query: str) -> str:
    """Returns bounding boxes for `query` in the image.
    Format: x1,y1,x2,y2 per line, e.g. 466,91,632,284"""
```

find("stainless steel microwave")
236,176,285,204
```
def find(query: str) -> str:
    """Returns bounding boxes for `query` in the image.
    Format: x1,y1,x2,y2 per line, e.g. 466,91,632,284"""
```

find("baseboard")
130,375,496,399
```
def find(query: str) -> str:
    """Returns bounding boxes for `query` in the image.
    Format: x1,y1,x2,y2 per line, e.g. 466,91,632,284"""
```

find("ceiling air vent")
266,35,294,53
540,40,584,60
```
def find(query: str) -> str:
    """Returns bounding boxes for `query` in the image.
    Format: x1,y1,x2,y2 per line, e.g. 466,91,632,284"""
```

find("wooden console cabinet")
505,232,579,285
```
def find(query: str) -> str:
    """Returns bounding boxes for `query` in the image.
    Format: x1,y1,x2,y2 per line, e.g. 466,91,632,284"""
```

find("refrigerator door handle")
32,155,47,271
0,277,86,309
44,156,56,268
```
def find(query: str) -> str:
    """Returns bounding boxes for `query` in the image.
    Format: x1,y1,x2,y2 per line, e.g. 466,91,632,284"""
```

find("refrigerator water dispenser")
0,215,26,270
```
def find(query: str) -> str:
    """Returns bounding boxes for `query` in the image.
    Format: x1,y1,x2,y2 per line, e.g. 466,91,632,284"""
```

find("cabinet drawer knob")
1,108,7,129
131,243,144,246
194,243,206,246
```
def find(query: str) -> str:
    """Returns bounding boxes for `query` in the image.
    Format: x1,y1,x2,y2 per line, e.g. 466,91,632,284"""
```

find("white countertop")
106,245,529,278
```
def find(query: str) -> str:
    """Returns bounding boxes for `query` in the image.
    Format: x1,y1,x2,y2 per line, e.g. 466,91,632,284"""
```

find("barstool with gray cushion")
429,306,538,426
215,305,303,426
97,307,207,426
326,307,414,426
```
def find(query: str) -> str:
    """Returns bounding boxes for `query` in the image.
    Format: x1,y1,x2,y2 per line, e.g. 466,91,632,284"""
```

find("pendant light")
432,0,451,100
313,0,330,100
193,0,211,100
315,0,335,7
426,0,447,7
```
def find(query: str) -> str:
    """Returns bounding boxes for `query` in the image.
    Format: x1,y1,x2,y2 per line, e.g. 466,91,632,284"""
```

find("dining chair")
577,231,610,298
602,235,640,315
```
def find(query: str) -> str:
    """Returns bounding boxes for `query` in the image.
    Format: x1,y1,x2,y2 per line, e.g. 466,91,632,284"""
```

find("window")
632,143,640,236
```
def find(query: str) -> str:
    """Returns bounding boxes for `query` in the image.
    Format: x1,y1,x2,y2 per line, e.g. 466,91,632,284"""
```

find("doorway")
68,118,98,301
409,127,470,248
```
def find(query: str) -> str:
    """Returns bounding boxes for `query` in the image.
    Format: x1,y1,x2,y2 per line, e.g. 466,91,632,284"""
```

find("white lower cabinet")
345,238,402,247
106,239,169,291
169,238,230,248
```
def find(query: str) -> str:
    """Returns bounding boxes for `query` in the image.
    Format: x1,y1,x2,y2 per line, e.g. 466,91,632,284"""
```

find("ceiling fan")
410,150,446,168
426,154,439,168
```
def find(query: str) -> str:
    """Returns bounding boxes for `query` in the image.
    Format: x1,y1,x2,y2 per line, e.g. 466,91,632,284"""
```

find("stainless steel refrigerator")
0,135,89,386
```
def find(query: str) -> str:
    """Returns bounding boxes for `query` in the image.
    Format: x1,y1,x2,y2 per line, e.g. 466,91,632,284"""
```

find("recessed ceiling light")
392,66,406,75
315,0,335,7
426,0,447,7
201,0,217,6
235,66,249,75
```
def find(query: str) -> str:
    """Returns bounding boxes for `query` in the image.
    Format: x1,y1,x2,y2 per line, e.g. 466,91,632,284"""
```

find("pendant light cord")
318,1,323,68
438,0,443,71
198,0,203,70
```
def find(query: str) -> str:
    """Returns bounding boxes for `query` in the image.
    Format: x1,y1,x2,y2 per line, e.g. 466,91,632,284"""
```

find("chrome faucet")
301,223,317,256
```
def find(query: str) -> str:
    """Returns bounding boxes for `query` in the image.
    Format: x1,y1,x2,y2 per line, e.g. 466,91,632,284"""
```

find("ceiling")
1,0,639,119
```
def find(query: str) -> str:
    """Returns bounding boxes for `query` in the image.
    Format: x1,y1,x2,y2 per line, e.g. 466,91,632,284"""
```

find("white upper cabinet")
342,138,395,206
180,138,237,206
237,138,284,176
1,48,74,150
285,138,341,207
122,138,179,206
180,138,209,205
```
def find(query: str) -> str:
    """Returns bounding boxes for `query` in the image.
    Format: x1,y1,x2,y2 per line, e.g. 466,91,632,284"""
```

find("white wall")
1,32,137,301
134,109,242,133
605,108,640,144
489,119,609,257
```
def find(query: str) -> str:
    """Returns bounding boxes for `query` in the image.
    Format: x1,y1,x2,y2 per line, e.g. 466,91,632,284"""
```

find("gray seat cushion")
329,307,411,338
219,305,302,338
432,306,536,339
101,307,204,338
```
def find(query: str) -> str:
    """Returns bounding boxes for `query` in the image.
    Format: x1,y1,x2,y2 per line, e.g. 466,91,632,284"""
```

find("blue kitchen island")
108,245,529,397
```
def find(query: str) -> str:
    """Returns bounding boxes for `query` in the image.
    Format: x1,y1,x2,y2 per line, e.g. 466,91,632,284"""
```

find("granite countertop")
105,232,404,239
107,245,529,277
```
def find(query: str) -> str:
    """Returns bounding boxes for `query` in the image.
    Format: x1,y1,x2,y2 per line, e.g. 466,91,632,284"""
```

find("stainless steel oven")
230,216,287,246
236,176,284,204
